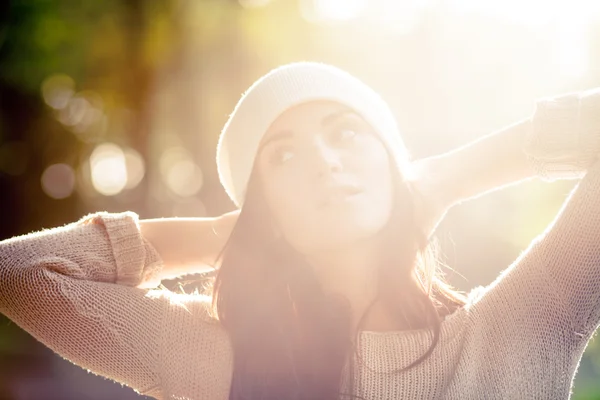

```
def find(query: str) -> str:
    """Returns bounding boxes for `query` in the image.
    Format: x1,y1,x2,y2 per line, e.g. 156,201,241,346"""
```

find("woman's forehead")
262,101,361,141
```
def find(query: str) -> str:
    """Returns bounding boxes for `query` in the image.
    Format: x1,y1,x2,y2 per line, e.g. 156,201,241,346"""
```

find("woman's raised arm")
411,88,600,238
409,118,534,237
139,209,239,282
417,87,600,339
0,212,234,398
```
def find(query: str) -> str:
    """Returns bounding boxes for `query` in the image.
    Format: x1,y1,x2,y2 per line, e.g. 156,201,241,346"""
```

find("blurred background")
0,0,599,398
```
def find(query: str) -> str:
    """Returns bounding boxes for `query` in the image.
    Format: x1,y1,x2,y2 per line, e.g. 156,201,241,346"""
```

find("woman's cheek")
266,181,308,227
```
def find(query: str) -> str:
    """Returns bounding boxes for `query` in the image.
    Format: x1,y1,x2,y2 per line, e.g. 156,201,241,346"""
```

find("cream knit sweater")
2,94,600,400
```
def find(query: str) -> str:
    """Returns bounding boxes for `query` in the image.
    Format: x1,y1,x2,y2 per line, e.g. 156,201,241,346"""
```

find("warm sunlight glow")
556,13,589,78
159,147,203,197
239,0,272,8
90,143,127,196
450,0,560,26
57,95,91,127
41,74,75,110
375,0,429,34
301,0,367,22
123,148,146,190
41,163,76,199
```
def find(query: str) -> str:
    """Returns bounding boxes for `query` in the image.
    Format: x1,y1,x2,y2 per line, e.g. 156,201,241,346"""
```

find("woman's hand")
212,209,240,242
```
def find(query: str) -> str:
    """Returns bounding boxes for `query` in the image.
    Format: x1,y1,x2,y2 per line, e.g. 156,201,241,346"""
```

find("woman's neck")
306,237,427,332
308,245,377,330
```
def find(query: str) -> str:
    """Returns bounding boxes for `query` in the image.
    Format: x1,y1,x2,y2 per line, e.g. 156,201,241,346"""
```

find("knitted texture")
216,62,409,207
525,87,600,181
2,98,600,399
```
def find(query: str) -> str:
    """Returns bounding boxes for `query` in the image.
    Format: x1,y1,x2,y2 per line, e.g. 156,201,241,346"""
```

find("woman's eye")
269,147,295,165
330,127,359,144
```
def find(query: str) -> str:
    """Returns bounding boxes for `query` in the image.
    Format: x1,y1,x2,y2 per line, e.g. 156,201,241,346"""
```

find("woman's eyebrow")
259,129,294,151
259,109,359,151
321,109,359,127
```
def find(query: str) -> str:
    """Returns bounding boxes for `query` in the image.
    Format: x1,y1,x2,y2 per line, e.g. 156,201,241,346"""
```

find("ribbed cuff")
526,89,600,181
79,211,162,287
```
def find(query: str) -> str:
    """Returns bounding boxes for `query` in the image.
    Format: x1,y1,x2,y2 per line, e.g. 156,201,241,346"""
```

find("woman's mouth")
318,184,364,207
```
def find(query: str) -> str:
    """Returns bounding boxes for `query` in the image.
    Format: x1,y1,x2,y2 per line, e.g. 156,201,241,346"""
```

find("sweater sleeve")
0,211,233,399
524,89,600,336
524,88,600,181
518,160,600,336
471,91,600,342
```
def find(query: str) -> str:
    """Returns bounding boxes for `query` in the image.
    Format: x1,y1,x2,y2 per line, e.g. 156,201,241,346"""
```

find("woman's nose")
311,139,343,177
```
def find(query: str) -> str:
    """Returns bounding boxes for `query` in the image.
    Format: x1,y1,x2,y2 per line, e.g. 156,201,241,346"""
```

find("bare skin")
139,107,535,330
254,101,395,328
138,210,239,282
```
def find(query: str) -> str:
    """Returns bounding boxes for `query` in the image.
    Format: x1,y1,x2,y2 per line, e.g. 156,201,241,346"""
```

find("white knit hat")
217,62,410,207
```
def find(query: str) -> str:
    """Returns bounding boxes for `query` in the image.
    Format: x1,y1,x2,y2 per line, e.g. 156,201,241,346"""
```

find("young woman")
1,62,599,400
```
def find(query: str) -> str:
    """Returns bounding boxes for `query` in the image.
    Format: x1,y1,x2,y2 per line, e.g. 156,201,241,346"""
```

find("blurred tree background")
0,0,600,398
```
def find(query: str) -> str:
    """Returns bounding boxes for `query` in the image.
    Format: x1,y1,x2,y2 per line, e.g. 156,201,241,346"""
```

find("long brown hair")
210,159,466,400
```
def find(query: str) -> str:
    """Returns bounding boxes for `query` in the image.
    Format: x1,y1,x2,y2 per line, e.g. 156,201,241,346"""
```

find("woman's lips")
318,184,364,207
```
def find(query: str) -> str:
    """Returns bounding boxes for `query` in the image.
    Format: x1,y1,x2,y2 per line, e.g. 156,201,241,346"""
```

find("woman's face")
255,100,394,255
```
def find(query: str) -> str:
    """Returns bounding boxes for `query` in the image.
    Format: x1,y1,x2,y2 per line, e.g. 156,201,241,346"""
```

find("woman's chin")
326,212,389,234
280,210,391,255
315,221,387,248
